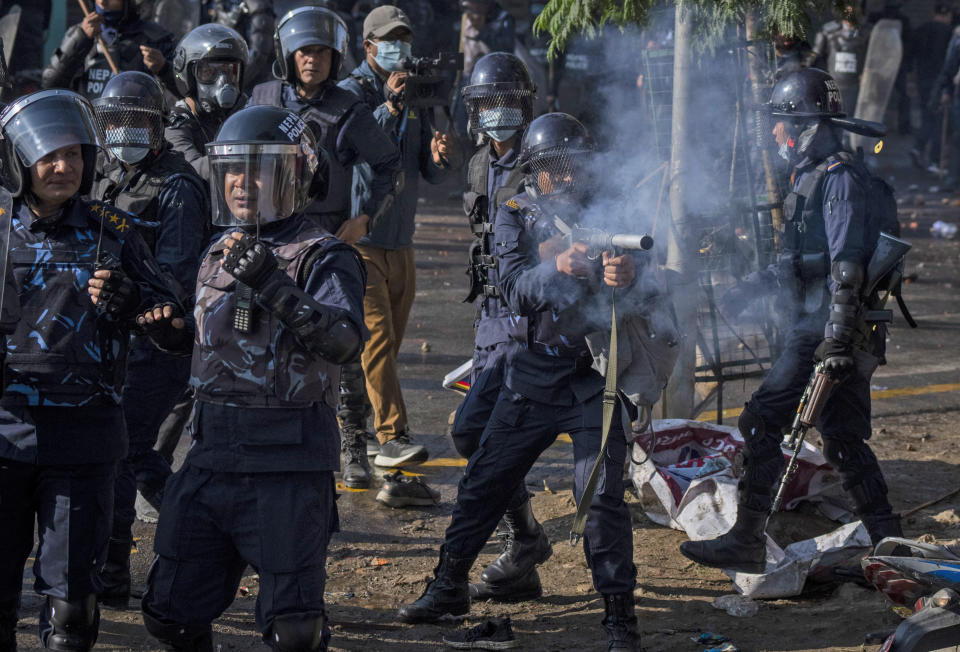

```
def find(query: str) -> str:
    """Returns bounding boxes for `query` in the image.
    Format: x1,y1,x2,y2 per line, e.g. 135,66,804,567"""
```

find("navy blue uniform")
142,214,366,646
442,194,637,596
0,197,177,632
740,155,898,542
451,142,526,467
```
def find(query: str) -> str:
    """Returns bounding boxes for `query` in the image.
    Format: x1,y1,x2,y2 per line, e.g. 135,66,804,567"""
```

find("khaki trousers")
354,244,416,443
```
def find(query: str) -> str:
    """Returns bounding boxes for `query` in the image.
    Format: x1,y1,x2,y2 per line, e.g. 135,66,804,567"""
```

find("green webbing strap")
570,288,618,545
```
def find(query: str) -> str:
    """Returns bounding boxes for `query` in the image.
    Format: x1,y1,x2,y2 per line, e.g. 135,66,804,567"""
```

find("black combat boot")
397,548,473,623
98,538,132,610
602,593,639,652
340,429,371,489
469,567,543,601
679,504,768,573
479,499,552,586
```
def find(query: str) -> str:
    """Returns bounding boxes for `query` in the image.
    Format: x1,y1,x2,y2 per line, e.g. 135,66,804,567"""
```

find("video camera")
399,52,463,108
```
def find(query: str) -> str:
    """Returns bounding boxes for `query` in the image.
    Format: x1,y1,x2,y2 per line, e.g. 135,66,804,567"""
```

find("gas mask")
478,107,522,143
104,126,151,164
195,60,241,115
374,40,412,73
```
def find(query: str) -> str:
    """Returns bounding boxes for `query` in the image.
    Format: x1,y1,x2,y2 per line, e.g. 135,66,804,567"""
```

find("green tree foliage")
533,0,849,57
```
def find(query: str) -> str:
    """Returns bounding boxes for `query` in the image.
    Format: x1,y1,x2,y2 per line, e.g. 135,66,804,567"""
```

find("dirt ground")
12,134,960,651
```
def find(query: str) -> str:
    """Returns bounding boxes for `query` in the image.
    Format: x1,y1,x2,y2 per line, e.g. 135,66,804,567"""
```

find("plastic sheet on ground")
629,419,871,598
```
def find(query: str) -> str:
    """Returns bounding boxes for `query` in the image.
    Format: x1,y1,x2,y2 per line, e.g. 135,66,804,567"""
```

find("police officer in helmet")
90,71,208,609
0,88,179,651
681,68,904,573
42,0,177,99
399,113,642,652
251,5,400,241
453,51,550,602
140,104,366,652
166,23,249,182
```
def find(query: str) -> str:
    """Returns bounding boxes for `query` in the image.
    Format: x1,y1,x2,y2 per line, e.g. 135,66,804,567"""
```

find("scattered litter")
238,586,249,597
931,220,958,239
870,384,888,392
703,644,740,652
324,591,355,599
420,341,431,352
711,594,758,617
371,558,390,567
907,443,915,451
692,632,729,644
543,479,553,494
929,186,941,193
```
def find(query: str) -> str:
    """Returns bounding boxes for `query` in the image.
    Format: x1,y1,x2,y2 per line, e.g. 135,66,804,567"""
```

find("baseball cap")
363,5,414,40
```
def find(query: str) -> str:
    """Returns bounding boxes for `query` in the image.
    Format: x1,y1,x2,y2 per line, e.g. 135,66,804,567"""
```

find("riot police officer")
680,69,904,574
140,104,367,652
200,0,276,91
251,6,400,239
90,71,208,609
0,88,179,651
450,51,550,601
398,113,642,652
166,23,249,182
809,6,868,116
42,0,177,99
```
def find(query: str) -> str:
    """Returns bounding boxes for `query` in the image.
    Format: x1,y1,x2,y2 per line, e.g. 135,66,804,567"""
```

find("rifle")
770,361,837,514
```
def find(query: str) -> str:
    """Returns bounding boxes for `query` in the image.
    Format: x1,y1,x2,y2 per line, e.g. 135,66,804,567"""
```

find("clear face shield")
195,59,242,112
207,143,307,227
0,90,102,168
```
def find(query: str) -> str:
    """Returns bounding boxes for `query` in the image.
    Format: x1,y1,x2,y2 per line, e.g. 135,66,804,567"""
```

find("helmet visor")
528,149,592,197
463,85,534,136
92,95,165,151
0,91,102,167
195,59,241,85
208,143,302,226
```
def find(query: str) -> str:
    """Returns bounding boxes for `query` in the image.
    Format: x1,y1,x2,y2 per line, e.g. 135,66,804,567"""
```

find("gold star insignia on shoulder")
506,199,519,210
117,218,130,232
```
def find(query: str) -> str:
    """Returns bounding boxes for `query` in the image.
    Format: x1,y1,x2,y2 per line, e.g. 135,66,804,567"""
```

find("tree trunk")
663,4,697,419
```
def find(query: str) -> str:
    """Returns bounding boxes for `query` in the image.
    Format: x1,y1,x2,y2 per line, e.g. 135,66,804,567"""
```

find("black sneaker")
442,617,518,650
374,433,428,467
376,471,440,507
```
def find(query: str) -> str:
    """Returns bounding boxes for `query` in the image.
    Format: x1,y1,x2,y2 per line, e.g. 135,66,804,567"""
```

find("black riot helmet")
173,24,249,115
461,52,536,143
519,112,594,198
274,6,350,83
206,105,329,227
0,90,103,198
92,72,166,165
769,68,845,119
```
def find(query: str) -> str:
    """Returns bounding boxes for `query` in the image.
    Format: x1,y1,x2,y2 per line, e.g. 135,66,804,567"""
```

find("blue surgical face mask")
478,107,522,143
374,40,412,73
94,3,125,26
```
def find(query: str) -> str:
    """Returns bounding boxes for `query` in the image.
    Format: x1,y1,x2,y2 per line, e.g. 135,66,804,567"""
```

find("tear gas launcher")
551,216,654,259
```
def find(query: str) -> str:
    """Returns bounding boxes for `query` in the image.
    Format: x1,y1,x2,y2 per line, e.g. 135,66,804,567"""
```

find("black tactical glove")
814,337,855,380
221,232,280,291
94,270,140,319
137,303,192,354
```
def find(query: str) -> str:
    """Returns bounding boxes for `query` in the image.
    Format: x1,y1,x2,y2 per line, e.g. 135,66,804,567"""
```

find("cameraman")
337,6,461,485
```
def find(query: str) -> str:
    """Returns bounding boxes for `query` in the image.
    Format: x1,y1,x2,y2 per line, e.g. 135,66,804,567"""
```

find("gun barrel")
609,233,654,250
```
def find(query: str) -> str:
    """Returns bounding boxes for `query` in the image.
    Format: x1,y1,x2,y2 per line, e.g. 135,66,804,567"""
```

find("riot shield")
851,19,902,154
151,0,201,41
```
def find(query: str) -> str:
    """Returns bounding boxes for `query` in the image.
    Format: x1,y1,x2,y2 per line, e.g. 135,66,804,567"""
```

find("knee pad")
40,596,99,652
736,408,785,509
266,612,327,652
142,610,213,652
451,428,481,459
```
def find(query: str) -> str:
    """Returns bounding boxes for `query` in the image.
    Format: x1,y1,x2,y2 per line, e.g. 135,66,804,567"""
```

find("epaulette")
505,198,520,210
87,201,138,239
826,160,844,172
